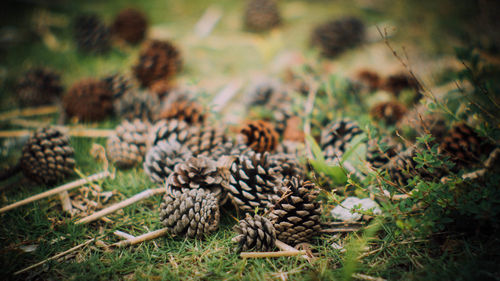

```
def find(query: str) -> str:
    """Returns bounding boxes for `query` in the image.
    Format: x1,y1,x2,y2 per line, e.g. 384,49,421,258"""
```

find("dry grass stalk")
14,237,96,275
0,171,111,213
112,227,169,248
240,250,307,258
0,105,58,122
75,187,165,224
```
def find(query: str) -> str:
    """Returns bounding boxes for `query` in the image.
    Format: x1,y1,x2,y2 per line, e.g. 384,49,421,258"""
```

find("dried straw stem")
0,171,110,213
0,105,58,122
75,188,165,224
240,250,306,258
112,227,169,248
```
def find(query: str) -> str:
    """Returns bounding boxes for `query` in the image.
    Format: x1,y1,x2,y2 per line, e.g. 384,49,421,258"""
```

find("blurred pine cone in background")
63,78,114,122
16,67,63,107
244,0,281,32
73,14,111,54
133,40,182,87
157,100,207,126
370,101,407,125
106,119,150,169
311,17,365,58
239,120,279,153
382,72,420,96
112,8,148,44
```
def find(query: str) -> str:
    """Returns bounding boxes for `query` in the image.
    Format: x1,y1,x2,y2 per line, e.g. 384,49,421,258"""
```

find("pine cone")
270,153,304,181
63,78,114,122
166,156,228,203
106,119,150,169
244,0,281,32
16,68,63,107
148,119,192,147
226,151,280,213
239,120,279,153
439,123,490,168
320,118,363,164
269,178,322,246
355,69,381,92
149,79,175,97
366,137,404,169
311,17,365,58
112,8,147,44
370,101,408,125
20,127,75,185
382,73,420,96
397,106,449,143
114,89,160,121
246,79,284,107
133,40,182,87
102,73,135,100
157,100,207,126
159,188,220,239
232,214,276,252
185,126,234,159
144,140,192,184
73,14,111,54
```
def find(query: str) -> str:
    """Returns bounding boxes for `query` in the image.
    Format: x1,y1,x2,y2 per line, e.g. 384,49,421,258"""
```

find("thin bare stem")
0,105,58,122
75,188,165,224
14,238,95,275
240,250,307,258
0,171,111,213
112,228,169,248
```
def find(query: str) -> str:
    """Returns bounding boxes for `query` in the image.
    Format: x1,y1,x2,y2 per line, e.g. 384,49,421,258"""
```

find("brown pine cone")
20,127,75,185
112,8,148,44
16,68,63,107
382,73,420,96
244,0,281,32
439,123,491,168
311,17,365,58
239,120,279,153
106,119,150,169
232,214,276,252
269,177,322,246
157,100,207,126
63,78,114,122
159,188,220,239
166,156,229,203
73,14,111,54
184,126,234,159
133,40,182,87
370,101,408,125
355,69,381,92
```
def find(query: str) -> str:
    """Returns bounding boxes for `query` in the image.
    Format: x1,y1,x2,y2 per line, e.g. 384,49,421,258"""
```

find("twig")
240,250,306,258
320,227,362,233
114,230,136,240
14,237,95,275
0,171,110,213
275,240,311,261
0,128,114,138
194,6,222,38
111,227,169,248
0,105,58,122
58,190,73,214
303,78,319,159
352,273,387,281
211,79,243,113
75,188,165,224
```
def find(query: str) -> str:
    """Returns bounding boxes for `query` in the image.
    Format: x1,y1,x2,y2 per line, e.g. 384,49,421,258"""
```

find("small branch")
240,250,306,258
194,6,222,38
14,238,95,275
0,105,58,122
111,227,169,248
211,79,243,113
114,230,136,240
58,190,74,214
320,227,362,233
0,128,114,138
0,171,110,213
275,240,311,261
352,273,387,281
75,188,165,224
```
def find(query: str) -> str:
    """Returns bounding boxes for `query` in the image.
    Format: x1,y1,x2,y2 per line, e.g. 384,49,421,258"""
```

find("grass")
1,0,500,280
